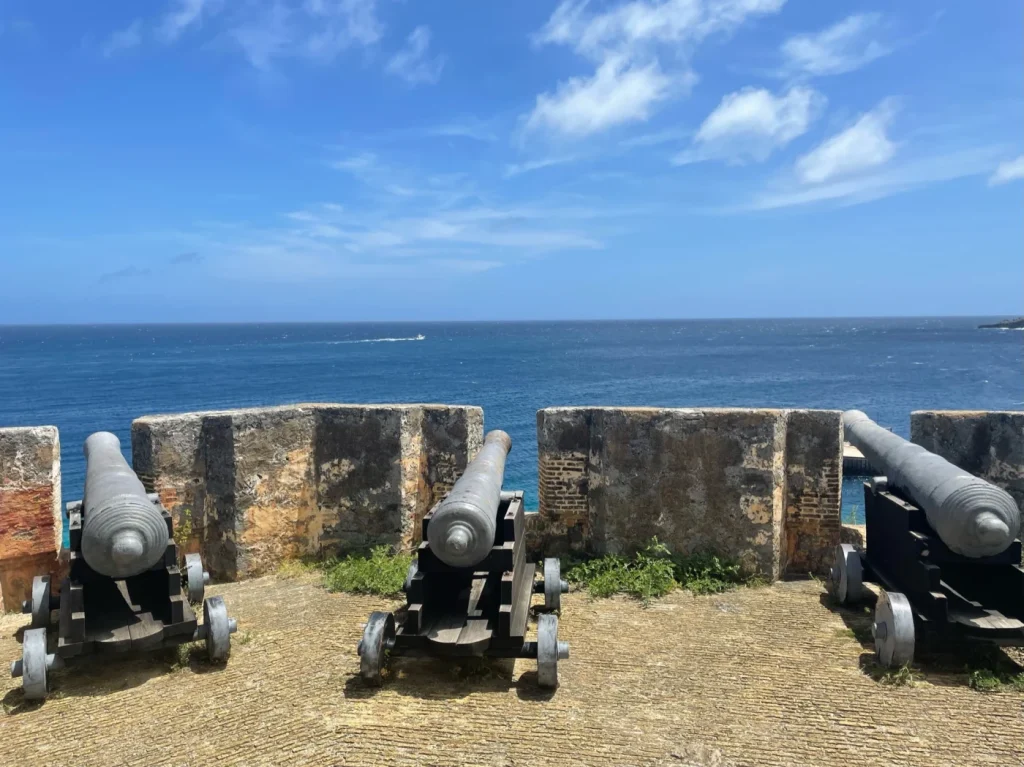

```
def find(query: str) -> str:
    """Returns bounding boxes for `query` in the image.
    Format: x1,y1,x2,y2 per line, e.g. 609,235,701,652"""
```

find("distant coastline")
979,317,1024,329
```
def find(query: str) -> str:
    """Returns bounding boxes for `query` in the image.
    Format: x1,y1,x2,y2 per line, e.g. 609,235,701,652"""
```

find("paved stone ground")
2,576,1022,767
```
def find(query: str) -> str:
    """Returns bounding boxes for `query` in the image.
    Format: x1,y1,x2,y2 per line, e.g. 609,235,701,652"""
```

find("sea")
1,318,1021,526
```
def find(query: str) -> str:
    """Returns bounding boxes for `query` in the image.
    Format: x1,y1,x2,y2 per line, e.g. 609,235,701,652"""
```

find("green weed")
565,538,759,604
322,546,412,597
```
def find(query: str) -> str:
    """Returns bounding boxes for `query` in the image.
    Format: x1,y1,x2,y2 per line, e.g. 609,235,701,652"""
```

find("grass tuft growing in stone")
321,546,413,597
565,539,759,604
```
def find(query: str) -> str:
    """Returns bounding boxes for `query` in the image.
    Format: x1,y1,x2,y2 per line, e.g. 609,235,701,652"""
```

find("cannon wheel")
537,614,562,689
28,575,52,629
203,596,232,662
20,628,48,701
185,553,206,604
403,561,418,594
827,544,863,605
543,558,563,612
874,590,915,668
358,611,395,686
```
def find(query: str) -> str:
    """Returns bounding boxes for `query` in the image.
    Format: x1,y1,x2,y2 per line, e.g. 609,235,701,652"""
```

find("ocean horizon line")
0,314,1019,329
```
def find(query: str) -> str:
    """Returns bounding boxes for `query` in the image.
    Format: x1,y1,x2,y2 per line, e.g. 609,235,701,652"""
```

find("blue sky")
1,0,1021,322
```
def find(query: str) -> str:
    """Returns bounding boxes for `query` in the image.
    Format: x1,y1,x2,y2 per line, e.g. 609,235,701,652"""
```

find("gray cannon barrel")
427,430,512,568
843,410,1020,558
82,432,169,578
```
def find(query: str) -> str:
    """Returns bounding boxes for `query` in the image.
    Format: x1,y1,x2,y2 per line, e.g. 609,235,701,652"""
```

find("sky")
1,0,1022,323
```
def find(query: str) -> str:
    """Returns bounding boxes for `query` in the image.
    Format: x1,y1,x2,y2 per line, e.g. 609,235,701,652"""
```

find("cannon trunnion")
10,432,237,702
359,490,570,688
829,478,1024,668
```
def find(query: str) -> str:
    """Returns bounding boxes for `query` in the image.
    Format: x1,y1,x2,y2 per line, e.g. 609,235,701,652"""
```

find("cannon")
10,432,236,701
358,430,570,688
828,411,1024,668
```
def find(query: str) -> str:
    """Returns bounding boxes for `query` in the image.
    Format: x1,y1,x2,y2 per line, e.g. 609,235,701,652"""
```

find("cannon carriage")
828,411,1024,667
10,432,237,701
358,430,570,688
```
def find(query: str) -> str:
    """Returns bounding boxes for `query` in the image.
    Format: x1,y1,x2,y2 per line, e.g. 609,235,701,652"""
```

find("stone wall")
132,404,483,580
911,410,1024,510
0,427,61,611
535,408,842,579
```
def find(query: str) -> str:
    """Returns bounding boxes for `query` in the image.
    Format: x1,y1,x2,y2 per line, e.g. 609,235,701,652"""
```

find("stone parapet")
536,407,842,579
0,426,61,611
132,404,483,580
911,410,1024,510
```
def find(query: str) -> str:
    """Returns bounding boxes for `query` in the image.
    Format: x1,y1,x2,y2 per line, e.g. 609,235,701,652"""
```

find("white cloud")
675,85,823,164
988,154,1024,186
748,146,1005,210
159,0,210,43
102,20,143,57
304,0,383,61
221,0,383,70
782,13,890,77
527,0,784,139
525,56,678,137
386,26,445,85
795,99,898,184
504,155,579,178
535,0,786,59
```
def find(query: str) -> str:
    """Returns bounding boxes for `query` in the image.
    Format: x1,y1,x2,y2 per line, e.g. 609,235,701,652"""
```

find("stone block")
133,404,482,580
0,426,61,611
536,407,842,580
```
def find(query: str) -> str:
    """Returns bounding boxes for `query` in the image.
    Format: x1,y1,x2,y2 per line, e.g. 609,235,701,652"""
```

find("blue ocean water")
1,319,1021,525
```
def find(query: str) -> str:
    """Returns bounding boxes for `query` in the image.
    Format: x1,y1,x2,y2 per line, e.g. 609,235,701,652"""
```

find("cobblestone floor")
1,576,1022,767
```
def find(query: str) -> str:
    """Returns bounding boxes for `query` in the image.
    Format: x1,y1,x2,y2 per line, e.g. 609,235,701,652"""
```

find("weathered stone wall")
535,408,842,578
783,410,843,576
0,427,61,611
911,410,1024,510
132,404,482,580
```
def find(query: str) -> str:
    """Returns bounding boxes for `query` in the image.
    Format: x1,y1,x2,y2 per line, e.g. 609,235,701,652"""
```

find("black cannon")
10,432,236,701
828,411,1024,667
357,430,570,688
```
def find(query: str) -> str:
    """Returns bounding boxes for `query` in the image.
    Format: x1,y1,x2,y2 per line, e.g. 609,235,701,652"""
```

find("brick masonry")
132,404,482,580
911,409,1024,510
0,426,62,611
536,407,842,578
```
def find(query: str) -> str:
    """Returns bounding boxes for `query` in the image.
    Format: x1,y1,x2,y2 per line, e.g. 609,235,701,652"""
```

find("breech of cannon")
82,432,169,578
843,410,1021,558
427,430,512,568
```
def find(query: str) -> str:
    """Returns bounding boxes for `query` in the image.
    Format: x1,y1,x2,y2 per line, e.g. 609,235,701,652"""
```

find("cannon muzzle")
82,432,168,578
843,410,1021,558
427,430,512,568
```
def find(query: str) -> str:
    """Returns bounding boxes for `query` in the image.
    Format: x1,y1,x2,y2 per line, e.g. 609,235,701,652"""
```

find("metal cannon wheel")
536,614,569,689
543,558,569,612
203,596,235,662
185,553,209,604
826,544,863,606
16,628,49,701
873,590,915,668
26,575,52,629
358,611,396,686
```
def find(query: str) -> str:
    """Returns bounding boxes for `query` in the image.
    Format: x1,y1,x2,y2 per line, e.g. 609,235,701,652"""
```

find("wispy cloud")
102,20,143,57
158,0,210,43
386,26,445,85
988,154,1024,186
674,85,824,165
781,13,891,77
525,0,785,139
504,155,579,178
747,146,1005,211
170,251,204,264
99,265,153,282
795,98,899,184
